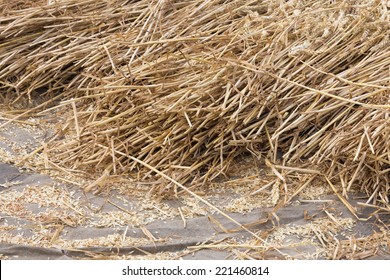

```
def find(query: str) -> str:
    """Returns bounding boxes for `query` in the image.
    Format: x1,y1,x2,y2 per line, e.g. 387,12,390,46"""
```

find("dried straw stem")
1,0,389,201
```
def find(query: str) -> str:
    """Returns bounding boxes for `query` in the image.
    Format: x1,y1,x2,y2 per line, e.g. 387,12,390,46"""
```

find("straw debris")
0,0,389,204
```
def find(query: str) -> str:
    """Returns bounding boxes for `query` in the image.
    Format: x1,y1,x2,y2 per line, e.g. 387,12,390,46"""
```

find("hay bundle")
0,0,389,200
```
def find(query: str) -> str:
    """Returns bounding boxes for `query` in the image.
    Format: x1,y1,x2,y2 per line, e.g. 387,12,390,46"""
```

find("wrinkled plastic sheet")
1,161,389,260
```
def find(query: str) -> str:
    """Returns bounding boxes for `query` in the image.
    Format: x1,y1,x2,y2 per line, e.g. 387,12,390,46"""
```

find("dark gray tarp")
1,160,388,260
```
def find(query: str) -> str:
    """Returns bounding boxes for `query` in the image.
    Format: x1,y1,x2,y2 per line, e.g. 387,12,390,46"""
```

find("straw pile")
0,1,389,201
